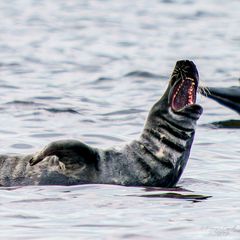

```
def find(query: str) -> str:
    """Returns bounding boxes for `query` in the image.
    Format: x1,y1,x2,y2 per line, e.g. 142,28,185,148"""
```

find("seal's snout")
176,60,193,65
175,60,199,80
176,59,195,66
169,60,201,113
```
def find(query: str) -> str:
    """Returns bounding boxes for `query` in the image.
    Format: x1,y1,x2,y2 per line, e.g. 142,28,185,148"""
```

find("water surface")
0,0,239,239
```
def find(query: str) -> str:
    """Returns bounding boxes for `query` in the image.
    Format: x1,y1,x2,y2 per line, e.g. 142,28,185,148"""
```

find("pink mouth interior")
171,77,197,111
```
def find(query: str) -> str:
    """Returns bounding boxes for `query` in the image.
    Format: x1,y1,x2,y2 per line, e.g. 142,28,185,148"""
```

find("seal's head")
148,60,203,130
169,60,202,118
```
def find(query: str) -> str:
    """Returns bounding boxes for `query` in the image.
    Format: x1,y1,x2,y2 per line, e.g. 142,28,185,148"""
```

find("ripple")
94,77,113,83
80,97,111,106
30,133,66,138
82,134,124,142
0,130,17,135
72,224,133,228
124,71,162,79
44,108,79,114
99,109,144,116
0,84,19,89
10,144,33,149
11,197,64,203
6,100,45,107
134,192,211,201
5,214,40,220
34,96,62,100
23,118,47,122
0,62,21,68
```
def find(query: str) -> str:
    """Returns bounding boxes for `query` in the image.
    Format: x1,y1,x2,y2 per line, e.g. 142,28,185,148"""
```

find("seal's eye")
171,77,197,111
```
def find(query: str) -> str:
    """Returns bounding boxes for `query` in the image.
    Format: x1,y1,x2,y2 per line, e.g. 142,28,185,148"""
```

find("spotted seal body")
0,60,202,187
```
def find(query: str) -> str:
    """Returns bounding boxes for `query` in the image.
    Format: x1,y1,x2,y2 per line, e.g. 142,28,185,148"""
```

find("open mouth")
171,77,197,111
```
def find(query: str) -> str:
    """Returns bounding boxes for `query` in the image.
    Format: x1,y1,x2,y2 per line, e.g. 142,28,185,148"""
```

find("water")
0,0,239,239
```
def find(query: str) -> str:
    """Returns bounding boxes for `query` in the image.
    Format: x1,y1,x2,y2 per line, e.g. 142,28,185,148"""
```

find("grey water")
0,0,239,239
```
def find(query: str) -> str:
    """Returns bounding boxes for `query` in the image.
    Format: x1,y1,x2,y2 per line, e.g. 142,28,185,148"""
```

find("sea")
0,0,239,239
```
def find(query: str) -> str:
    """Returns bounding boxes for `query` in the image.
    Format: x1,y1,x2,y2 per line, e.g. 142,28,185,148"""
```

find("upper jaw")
168,62,202,115
171,77,197,110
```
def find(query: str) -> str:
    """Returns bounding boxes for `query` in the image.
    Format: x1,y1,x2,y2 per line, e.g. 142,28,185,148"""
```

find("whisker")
197,76,210,96
204,86,210,95
172,66,189,82
198,86,210,96
171,73,178,78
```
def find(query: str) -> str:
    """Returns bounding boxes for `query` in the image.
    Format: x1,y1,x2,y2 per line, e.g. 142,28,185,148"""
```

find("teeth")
186,77,195,82
173,79,184,100
172,78,196,108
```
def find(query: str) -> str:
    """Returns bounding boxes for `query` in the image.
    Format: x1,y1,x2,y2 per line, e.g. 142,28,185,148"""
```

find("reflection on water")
0,0,240,239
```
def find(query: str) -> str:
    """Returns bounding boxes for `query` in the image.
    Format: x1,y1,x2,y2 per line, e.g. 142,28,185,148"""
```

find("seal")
201,86,240,114
0,60,202,187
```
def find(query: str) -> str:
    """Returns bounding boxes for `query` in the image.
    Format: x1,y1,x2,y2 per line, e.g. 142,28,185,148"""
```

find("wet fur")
0,60,202,187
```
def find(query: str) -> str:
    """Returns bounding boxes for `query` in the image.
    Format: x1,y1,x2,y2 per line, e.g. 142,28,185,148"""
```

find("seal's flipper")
29,140,99,170
201,86,240,114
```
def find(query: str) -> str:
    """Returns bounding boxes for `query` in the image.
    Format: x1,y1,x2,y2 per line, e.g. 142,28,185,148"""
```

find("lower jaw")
171,104,203,119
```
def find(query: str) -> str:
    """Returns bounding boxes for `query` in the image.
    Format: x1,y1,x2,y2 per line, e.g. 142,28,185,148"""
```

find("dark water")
0,0,239,239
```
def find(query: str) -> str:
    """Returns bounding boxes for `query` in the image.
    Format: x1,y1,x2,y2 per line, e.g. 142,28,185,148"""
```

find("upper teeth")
172,78,196,108
186,77,195,83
